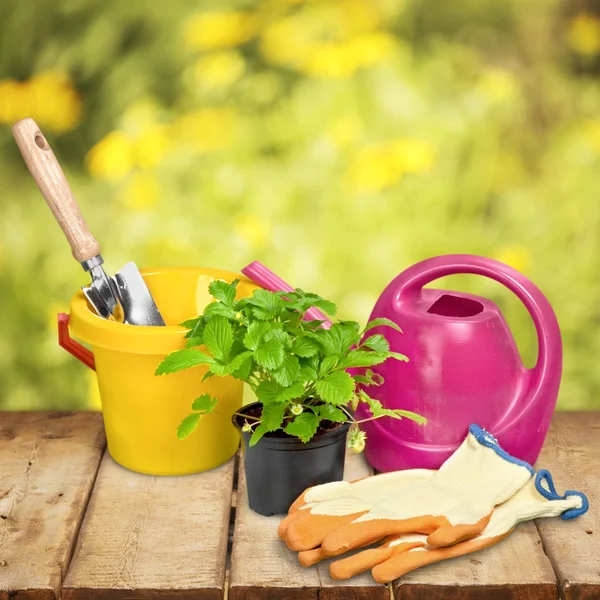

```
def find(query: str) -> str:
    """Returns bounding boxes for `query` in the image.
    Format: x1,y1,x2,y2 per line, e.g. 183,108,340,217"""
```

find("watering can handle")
395,254,562,380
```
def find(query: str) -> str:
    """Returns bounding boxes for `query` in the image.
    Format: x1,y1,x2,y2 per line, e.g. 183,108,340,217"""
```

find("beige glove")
327,469,588,582
279,425,534,555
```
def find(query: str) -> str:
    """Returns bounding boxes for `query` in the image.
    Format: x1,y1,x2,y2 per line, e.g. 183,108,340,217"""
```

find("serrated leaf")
318,404,348,423
180,317,200,329
276,381,306,403
247,289,284,311
284,412,321,443
185,336,204,348
319,354,339,376
191,394,218,412
177,413,202,439
249,423,269,446
256,380,284,404
203,302,236,319
228,350,253,372
203,316,233,361
315,370,355,405
298,365,319,381
265,328,292,350
364,318,403,334
292,336,320,357
243,321,272,351
254,339,285,369
315,322,359,355
202,371,216,382
388,352,409,362
337,351,389,369
362,334,390,353
232,354,254,381
261,402,287,431
273,355,300,386
208,279,238,306
155,349,215,375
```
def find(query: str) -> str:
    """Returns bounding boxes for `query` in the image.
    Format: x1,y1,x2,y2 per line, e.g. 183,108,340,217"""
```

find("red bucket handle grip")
57,313,95,370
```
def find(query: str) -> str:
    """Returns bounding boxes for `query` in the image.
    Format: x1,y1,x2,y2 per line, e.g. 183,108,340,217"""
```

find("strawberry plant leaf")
209,279,238,306
249,423,269,446
317,404,348,423
273,355,300,386
261,402,287,431
191,394,218,412
291,336,320,357
155,349,215,375
319,354,339,376
337,351,390,369
243,321,271,351
177,413,202,439
315,370,355,405
203,316,233,361
284,412,321,442
363,318,403,333
362,334,390,353
254,338,285,369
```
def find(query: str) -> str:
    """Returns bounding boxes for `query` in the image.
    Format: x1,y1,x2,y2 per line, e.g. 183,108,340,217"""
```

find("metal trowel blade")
112,262,166,326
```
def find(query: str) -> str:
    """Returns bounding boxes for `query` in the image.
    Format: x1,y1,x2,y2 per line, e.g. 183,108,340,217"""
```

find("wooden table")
0,411,597,600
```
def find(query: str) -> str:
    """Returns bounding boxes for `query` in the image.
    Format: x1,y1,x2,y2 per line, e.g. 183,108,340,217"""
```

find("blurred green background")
0,0,599,412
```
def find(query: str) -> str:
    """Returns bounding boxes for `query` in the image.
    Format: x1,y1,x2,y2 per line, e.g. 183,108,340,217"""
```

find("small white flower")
242,421,252,433
291,403,303,416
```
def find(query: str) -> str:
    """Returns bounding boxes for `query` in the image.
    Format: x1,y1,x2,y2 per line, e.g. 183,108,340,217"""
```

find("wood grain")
229,449,389,600
394,522,557,600
12,118,100,263
0,411,106,600
534,412,600,600
61,451,235,600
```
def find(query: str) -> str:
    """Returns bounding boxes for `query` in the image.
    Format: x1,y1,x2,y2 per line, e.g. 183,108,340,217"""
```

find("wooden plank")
0,411,106,600
535,412,600,600
394,522,557,600
62,451,235,600
229,448,388,600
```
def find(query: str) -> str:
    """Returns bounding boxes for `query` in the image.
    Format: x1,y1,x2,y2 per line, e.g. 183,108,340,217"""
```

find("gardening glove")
326,468,589,583
278,424,534,555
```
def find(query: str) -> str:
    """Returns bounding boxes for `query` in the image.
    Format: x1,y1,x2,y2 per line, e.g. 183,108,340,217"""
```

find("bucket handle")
57,313,96,370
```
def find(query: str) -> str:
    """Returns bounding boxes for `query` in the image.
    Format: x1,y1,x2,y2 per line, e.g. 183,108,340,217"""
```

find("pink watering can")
355,254,562,472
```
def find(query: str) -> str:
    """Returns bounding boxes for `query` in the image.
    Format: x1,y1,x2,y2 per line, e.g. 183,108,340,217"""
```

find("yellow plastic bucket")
61,266,259,476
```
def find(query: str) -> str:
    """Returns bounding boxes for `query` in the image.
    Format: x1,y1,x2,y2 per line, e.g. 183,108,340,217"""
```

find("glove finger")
298,534,391,567
282,510,369,551
321,515,444,556
372,529,513,584
426,512,492,547
329,539,426,580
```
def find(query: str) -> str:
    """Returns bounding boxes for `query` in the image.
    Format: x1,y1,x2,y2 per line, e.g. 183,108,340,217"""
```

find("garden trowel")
12,118,165,326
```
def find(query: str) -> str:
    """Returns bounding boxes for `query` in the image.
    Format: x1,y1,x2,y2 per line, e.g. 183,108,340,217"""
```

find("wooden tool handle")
12,118,100,263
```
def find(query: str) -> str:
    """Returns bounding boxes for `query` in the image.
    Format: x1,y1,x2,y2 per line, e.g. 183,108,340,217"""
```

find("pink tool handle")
241,261,333,328
57,313,96,370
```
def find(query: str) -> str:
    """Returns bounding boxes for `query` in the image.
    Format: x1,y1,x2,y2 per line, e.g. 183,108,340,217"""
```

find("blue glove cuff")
535,469,589,520
468,424,535,475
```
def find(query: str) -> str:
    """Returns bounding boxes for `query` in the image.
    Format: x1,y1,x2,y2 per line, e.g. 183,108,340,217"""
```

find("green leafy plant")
155,280,427,451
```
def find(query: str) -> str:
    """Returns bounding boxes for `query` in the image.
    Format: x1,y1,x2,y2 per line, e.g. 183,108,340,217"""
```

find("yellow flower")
477,68,520,104
349,138,436,192
121,173,161,211
28,70,83,133
259,0,392,77
86,131,135,181
494,246,531,274
183,11,258,50
173,108,238,152
234,214,272,247
133,125,171,169
0,80,33,124
566,12,600,56
192,50,246,89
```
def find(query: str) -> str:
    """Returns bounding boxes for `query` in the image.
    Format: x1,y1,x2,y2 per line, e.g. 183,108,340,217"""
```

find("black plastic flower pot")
232,401,351,516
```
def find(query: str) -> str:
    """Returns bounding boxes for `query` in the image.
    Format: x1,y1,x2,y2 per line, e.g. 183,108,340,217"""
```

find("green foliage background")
0,0,599,411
